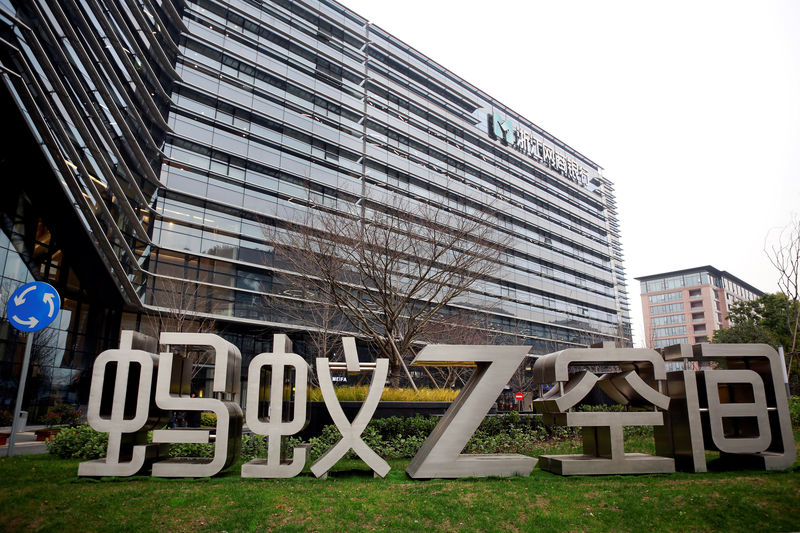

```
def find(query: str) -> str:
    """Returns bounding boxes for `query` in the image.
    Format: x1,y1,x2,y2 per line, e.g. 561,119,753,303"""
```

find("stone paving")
1,426,50,456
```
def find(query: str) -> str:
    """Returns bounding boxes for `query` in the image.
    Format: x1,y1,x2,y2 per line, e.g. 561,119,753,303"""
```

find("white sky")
340,0,800,346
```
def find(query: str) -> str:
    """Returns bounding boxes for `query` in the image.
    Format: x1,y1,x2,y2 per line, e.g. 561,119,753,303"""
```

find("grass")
2,433,799,532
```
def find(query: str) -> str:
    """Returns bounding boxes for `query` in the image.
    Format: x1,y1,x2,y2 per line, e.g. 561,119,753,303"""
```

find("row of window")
152,186,621,329
649,302,684,315
652,335,708,349
648,291,682,304
651,314,685,327
652,325,687,338
653,337,689,349
641,272,711,294
167,83,617,284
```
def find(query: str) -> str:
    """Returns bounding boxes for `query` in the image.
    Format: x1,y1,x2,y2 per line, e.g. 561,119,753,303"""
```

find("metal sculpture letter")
406,344,537,479
655,343,795,471
310,337,390,478
533,344,675,475
79,331,168,476
242,334,309,478
151,333,243,477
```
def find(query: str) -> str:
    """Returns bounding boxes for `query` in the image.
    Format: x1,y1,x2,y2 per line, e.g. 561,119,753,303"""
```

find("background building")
636,266,762,349
0,0,630,420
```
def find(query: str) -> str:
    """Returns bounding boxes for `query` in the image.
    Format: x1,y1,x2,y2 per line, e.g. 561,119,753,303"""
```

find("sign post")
5,281,61,456
514,392,524,412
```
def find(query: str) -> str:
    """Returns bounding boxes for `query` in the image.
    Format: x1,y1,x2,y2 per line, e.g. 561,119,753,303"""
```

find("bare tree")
144,276,217,379
766,217,800,379
262,283,349,385
412,311,492,389
270,197,506,387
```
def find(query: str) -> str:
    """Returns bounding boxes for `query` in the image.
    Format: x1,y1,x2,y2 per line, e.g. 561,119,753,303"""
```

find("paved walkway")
1,426,50,456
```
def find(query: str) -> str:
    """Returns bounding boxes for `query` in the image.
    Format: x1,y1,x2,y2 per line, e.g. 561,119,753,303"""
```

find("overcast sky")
341,0,800,345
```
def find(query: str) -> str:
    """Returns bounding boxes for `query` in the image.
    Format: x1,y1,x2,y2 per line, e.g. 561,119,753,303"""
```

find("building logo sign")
489,110,590,188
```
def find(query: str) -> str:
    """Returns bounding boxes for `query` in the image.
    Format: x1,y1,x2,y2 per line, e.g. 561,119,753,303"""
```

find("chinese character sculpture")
311,337,390,478
150,332,243,477
78,331,169,476
242,334,310,478
654,343,795,471
532,343,675,475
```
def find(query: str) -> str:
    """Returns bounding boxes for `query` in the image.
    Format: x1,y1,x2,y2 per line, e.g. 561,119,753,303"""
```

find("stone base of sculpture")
538,453,675,475
408,454,537,479
241,444,309,479
77,443,168,477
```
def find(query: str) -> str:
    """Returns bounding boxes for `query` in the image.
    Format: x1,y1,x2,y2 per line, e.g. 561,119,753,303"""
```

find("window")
692,312,704,322
652,314,685,327
650,302,684,315
690,300,703,309
689,289,702,298
648,291,682,304
642,272,708,293
653,337,688,348
653,325,687,338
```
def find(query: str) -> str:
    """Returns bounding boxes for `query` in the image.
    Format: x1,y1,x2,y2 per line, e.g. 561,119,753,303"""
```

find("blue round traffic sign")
5,281,61,332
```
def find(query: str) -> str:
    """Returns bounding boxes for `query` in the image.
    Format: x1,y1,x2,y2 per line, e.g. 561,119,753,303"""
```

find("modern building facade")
0,0,630,421
636,266,762,349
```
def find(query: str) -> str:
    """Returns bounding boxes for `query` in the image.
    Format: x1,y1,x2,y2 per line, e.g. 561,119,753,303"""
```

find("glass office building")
0,0,630,420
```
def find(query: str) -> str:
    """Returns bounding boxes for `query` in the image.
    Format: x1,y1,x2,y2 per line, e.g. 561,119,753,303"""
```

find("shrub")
44,403,83,428
46,412,664,463
289,413,580,461
790,396,800,429
368,415,438,441
241,434,269,461
169,442,214,458
200,412,217,427
46,424,107,459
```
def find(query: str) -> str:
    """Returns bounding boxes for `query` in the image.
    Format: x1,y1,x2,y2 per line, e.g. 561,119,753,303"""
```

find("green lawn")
2,445,799,532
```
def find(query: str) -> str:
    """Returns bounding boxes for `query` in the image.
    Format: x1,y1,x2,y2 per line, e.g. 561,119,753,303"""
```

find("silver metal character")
656,343,795,471
310,337,390,478
151,333,243,477
533,345,675,475
242,334,309,478
406,345,537,479
79,331,168,477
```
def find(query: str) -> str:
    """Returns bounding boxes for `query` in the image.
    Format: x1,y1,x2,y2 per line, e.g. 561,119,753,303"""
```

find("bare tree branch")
766,217,800,380
144,277,217,380
269,196,507,387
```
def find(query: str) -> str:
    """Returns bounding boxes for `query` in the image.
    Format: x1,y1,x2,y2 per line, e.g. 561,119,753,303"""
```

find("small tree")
712,321,778,345
766,218,800,380
271,197,506,387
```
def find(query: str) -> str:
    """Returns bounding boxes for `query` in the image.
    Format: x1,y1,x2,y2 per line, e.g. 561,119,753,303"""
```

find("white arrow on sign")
12,315,39,329
43,293,56,317
13,285,36,306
